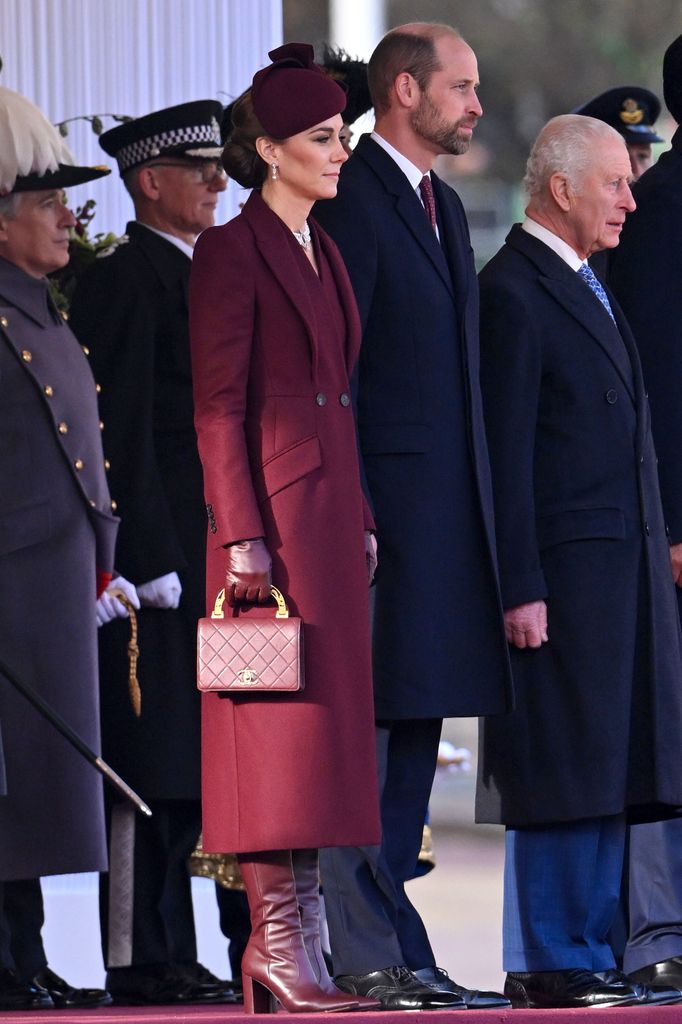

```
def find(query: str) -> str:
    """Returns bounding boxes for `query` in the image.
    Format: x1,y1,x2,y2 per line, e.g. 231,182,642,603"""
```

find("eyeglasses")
145,160,227,183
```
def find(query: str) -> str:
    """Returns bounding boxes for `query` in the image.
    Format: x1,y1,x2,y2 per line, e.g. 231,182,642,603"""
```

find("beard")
410,91,475,155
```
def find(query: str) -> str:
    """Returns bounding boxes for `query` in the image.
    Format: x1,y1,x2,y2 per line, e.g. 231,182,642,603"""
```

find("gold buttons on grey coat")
95,383,102,393
111,500,118,512
58,422,69,435
21,350,32,362
60,310,69,321
104,459,111,471
81,345,90,356
99,420,104,431
44,385,54,397
74,458,84,471
0,316,8,328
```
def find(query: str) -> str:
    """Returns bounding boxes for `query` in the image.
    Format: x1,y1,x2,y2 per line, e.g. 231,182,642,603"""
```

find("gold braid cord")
107,588,141,717
189,835,244,891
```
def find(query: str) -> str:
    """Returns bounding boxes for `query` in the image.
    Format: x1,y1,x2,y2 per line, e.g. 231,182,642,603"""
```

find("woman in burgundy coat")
189,46,381,1015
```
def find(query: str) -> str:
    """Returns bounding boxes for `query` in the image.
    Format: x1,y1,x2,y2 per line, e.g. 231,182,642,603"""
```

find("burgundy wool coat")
189,191,381,853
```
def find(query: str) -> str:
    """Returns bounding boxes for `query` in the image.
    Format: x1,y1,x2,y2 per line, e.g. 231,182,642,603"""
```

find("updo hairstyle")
222,89,274,189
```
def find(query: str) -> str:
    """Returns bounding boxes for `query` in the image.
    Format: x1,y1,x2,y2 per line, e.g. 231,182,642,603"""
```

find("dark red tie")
419,174,437,231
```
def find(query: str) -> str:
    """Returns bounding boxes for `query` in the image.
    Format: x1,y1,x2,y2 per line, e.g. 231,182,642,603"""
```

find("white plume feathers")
0,86,75,194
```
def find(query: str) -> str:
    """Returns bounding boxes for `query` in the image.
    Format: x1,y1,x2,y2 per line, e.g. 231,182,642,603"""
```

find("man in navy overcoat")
314,22,512,1011
606,33,682,993
477,112,682,1010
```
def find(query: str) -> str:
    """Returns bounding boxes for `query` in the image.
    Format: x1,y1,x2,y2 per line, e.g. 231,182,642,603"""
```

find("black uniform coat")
0,257,118,878
476,225,682,827
608,130,682,547
70,224,204,800
313,135,512,719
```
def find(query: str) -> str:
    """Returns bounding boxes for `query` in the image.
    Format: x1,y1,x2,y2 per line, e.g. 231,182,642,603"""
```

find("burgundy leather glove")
225,538,272,606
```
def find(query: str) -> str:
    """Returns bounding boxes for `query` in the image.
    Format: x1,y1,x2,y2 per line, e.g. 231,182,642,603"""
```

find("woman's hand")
365,531,378,586
225,538,272,605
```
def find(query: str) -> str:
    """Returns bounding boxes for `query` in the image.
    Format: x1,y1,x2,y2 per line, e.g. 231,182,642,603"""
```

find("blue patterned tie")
578,263,616,323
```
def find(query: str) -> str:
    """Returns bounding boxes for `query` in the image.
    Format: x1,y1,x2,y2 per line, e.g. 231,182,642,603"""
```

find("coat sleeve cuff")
500,569,548,611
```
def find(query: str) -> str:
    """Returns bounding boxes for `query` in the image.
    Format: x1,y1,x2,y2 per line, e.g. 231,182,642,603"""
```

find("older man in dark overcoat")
606,32,682,994
313,22,512,1012
477,112,682,1010
70,102,237,1006
0,86,119,1009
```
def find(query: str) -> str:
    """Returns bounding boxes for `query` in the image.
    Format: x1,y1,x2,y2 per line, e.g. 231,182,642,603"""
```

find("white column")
328,0,386,60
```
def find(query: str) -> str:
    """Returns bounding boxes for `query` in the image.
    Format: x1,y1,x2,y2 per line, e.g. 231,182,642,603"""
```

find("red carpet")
6,1005,682,1023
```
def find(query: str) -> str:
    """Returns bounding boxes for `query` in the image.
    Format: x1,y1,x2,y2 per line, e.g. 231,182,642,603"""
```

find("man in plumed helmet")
574,86,665,180
69,101,234,1006
607,33,682,994
0,85,122,1010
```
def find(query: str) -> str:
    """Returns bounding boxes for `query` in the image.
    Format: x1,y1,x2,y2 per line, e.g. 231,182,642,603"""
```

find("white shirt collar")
138,222,194,261
371,131,426,193
522,217,583,272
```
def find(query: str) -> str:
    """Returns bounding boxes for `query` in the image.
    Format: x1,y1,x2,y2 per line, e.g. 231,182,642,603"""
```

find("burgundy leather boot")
292,848,381,1010
238,850,358,1013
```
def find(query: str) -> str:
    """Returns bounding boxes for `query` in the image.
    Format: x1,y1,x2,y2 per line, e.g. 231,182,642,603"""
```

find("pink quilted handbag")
197,586,304,692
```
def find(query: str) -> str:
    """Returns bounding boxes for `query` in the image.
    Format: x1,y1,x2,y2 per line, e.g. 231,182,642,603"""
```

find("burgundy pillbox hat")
251,42,347,139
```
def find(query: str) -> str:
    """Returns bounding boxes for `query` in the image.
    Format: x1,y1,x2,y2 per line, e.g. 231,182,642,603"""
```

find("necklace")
292,222,312,251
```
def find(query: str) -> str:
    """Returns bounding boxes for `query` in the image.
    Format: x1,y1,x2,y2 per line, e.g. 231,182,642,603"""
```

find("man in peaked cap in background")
0,85,124,1010
69,101,235,1007
574,86,665,181
607,33,682,994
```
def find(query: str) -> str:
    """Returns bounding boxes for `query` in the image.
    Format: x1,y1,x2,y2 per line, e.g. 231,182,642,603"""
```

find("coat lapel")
508,226,636,402
354,136,454,298
314,223,361,373
241,192,319,371
129,222,191,309
432,173,468,308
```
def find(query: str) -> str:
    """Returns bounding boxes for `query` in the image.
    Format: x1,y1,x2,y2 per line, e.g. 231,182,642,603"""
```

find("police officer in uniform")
0,85,120,1010
70,102,235,1006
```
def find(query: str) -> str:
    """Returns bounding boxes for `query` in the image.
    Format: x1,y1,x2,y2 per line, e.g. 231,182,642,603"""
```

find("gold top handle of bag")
211,585,290,620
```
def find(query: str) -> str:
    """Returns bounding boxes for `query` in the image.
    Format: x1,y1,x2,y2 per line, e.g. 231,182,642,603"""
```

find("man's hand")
96,576,140,627
670,542,682,587
365,531,378,586
504,600,548,649
137,571,183,609
225,538,272,605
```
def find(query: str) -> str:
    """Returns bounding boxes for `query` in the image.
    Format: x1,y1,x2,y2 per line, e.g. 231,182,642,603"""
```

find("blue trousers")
504,814,627,971
621,819,682,973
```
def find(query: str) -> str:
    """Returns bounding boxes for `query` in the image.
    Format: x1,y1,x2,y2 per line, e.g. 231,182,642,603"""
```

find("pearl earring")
271,163,279,181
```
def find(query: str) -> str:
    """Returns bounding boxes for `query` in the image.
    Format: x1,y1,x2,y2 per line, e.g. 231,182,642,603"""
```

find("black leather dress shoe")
174,960,237,1003
631,955,682,990
505,968,640,1008
414,965,511,1009
0,967,54,1010
596,968,682,1006
32,967,112,1008
106,963,236,1005
334,965,467,1010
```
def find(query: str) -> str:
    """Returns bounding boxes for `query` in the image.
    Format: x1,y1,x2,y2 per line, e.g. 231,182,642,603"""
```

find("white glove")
96,575,140,627
136,571,183,609
436,740,472,774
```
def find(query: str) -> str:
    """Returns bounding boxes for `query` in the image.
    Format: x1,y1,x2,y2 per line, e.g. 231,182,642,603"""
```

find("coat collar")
0,256,63,328
241,190,362,376
506,224,637,402
127,221,191,302
353,135,455,299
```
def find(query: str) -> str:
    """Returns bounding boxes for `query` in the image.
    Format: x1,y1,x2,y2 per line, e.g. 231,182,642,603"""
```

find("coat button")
104,459,111,470
645,521,650,535
74,458,84,470
316,392,327,406
60,310,69,321
339,392,351,407
58,421,69,434
111,500,118,512
99,420,105,431
0,316,8,328
44,385,53,397
605,388,618,404
21,350,32,362
89,499,96,508
82,345,90,356
95,383,102,393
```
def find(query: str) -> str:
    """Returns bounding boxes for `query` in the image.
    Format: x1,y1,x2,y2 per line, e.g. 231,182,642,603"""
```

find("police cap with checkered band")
99,100,224,175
